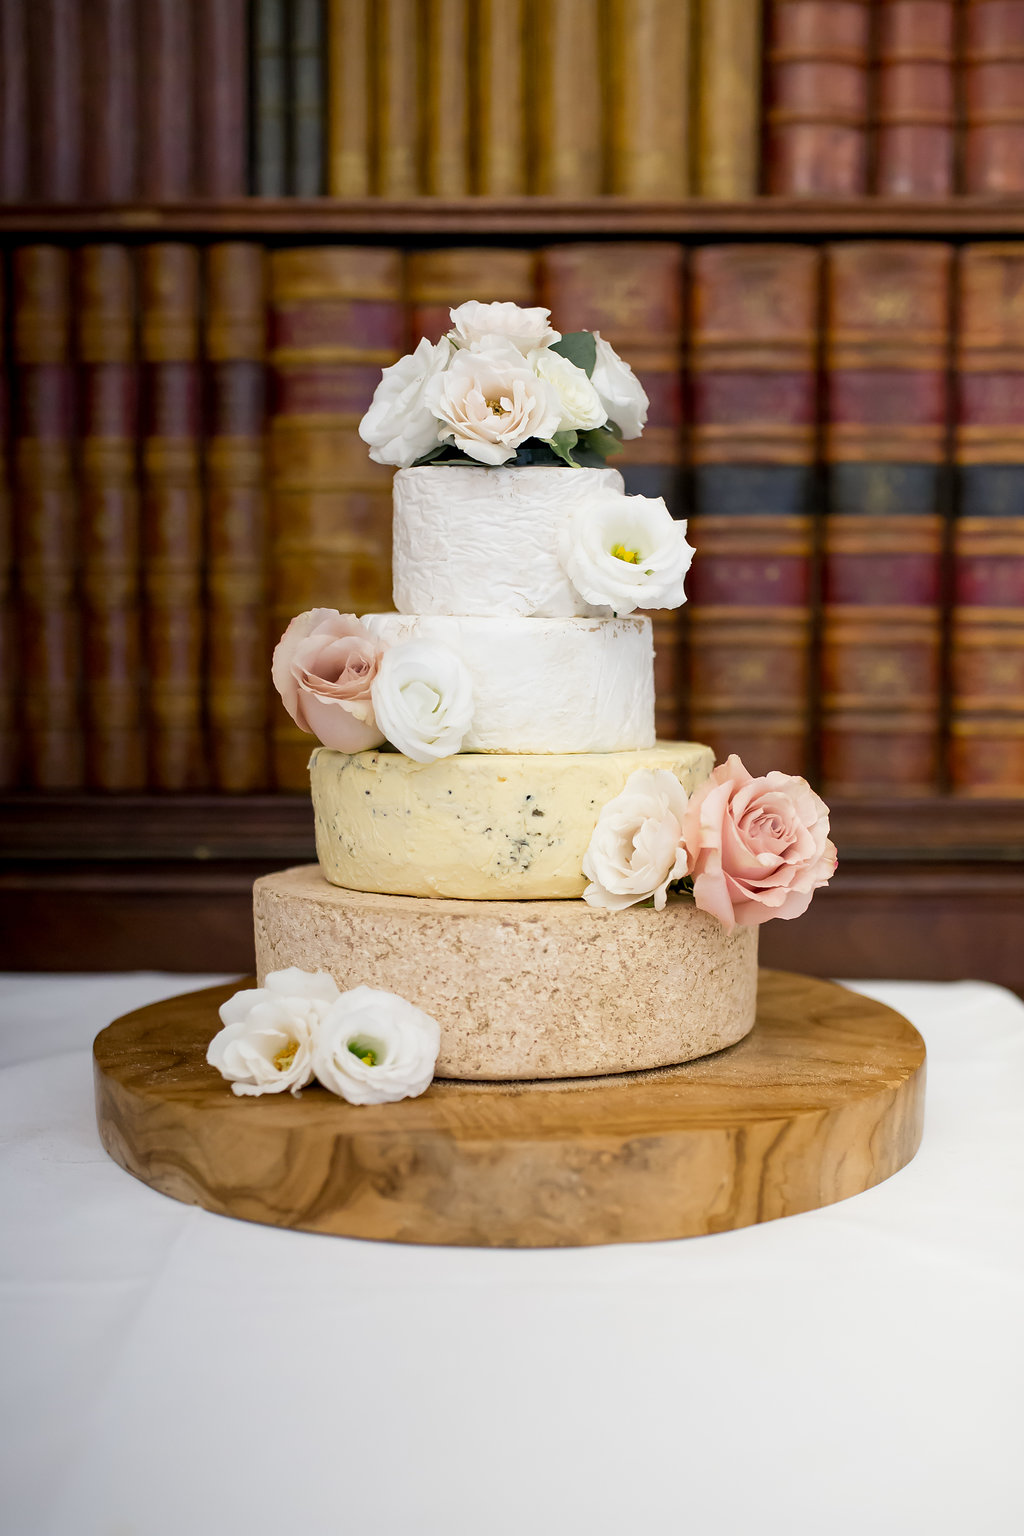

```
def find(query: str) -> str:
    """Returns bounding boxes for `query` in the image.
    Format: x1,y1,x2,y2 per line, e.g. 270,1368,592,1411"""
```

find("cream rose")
312,986,441,1105
424,339,563,465
582,769,691,911
590,333,649,440
358,336,452,467
680,755,838,932
207,968,341,1097
449,300,560,354
370,638,474,763
272,610,386,753
528,347,607,433
560,489,694,613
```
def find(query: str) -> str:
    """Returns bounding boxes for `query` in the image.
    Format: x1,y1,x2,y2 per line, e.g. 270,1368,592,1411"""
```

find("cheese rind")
362,612,655,753
311,741,714,899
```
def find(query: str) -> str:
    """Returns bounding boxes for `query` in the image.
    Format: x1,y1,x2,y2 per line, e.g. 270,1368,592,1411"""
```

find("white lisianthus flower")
449,299,560,354
560,488,694,613
207,968,341,1096
358,336,452,467
583,769,691,912
528,347,607,433
370,639,474,763
313,986,441,1105
424,339,563,465
589,332,649,440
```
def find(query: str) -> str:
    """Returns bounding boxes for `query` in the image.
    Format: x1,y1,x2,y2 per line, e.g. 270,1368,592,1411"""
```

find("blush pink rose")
680,754,837,932
271,609,386,753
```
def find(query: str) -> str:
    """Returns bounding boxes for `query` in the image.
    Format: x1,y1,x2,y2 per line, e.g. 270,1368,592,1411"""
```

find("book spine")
268,246,404,788
140,243,206,790
963,0,1024,195
205,243,270,793
290,0,326,196
0,0,29,201
194,0,248,197
138,0,195,200
822,242,953,797
474,0,527,194
327,0,372,196
765,0,871,195
12,246,83,789
875,0,955,197
532,0,603,196
606,0,690,198
80,0,137,201
374,0,421,197
695,0,762,198
0,270,17,786
689,245,820,777
251,0,289,196
407,248,537,344
76,245,145,791
27,0,82,200
425,0,471,196
952,243,1024,796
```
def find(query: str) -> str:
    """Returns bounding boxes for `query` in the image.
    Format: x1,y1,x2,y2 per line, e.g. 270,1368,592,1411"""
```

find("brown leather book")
27,0,82,200
765,0,871,195
0,274,17,787
407,249,538,343
875,0,955,197
194,0,248,197
80,0,137,201
952,244,1024,797
695,0,762,198
425,0,470,196
140,244,206,790
374,0,421,197
532,0,603,196
205,244,270,793
12,246,83,789
76,245,145,791
0,0,29,201
822,243,953,797
138,0,195,200
474,0,527,194
268,247,404,788
689,245,820,777
963,0,1024,195
327,0,372,197
606,0,690,198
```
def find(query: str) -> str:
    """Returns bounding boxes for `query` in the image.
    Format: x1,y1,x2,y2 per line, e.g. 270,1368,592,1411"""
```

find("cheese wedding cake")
232,301,836,1094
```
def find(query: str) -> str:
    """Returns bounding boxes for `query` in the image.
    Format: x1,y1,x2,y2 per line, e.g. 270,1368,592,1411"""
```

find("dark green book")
290,0,326,195
251,0,288,195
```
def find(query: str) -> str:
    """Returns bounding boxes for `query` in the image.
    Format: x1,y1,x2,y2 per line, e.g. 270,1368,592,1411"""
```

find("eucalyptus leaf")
549,330,597,377
542,430,580,467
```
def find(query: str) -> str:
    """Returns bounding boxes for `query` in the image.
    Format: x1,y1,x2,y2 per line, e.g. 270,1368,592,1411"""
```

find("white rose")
358,336,452,467
313,986,441,1105
370,639,474,763
589,333,649,440
528,347,607,433
583,769,690,912
423,340,562,465
560,488,694,613
449,300,560,354
207,968,340,1096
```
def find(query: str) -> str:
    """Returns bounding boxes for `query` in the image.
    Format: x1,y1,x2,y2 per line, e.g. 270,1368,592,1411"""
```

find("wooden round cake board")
93,970,926,1249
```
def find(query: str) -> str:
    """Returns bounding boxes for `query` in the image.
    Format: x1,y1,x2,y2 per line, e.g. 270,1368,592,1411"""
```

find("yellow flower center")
486,396,508,417
273,1039,299,1072
611,542,641,564
348,1040,379,1067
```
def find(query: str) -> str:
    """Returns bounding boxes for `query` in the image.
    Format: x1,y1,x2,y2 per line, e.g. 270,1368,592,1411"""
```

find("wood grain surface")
93,970,926,1248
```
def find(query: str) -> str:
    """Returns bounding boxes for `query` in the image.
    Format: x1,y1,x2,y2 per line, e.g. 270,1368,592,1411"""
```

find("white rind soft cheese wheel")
361,612,655,753
391,464,624,618
310,741,714,899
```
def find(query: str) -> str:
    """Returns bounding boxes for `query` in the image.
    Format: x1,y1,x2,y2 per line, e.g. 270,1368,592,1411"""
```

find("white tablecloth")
1,972,1023,1536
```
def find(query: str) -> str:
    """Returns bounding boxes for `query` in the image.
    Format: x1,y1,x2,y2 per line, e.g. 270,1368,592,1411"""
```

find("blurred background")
0,0,1022,988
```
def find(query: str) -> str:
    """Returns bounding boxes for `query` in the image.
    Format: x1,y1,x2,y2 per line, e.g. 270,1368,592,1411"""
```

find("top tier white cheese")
392,464,624,618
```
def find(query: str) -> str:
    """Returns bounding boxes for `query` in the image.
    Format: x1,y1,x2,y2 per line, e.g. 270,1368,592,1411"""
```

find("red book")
12,246,83,789
765,0,871,195
138,0,195,200
140,244,206,790
0,0,29,201
822,243,953,798
963,0,1024,195
81,0,138,201
0,271,17,786
875,1,955,197
194,0,248,196
27,0,82,200
688,245,819,778
952,245,1024,797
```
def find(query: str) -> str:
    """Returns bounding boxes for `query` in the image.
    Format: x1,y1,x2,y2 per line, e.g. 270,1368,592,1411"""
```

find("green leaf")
541,430,580,467
549,330,597,377
576,425,624,463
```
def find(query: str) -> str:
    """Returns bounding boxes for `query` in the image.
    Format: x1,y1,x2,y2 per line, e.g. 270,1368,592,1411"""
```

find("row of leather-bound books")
3,0,1022,203
0,238,1022,801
